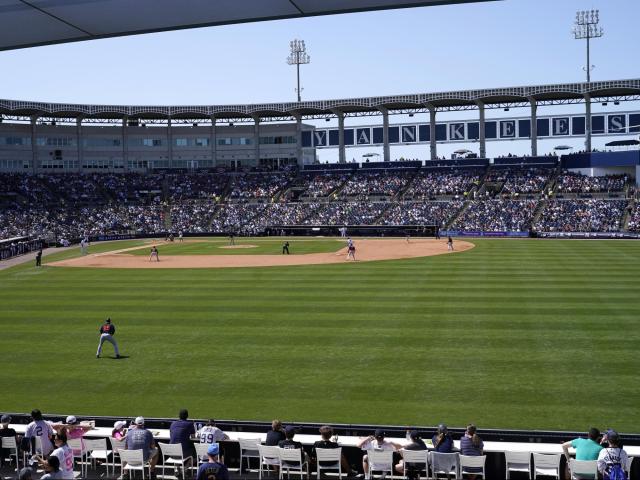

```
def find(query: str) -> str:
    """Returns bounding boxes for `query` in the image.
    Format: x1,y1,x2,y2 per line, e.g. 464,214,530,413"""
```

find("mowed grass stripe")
0,239,639,431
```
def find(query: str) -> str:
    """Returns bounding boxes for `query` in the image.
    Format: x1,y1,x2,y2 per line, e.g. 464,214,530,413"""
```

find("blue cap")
285,425,297,435
207,443,220,456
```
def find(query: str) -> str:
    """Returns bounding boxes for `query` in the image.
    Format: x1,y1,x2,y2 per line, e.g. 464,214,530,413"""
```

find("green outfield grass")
1,238,639,432
125,238,344,256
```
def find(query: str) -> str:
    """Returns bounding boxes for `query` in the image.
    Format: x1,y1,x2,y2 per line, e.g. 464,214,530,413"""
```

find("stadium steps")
372,201,395,224
445,200,471,229
206,203,226,230
530,198,548,229
621,198,635,232
163,204,172,229
395,171,420,200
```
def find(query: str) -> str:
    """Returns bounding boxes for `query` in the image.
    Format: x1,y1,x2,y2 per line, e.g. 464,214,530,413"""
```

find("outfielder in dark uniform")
35,249,42,267
96,318,120,358
282,242,290,255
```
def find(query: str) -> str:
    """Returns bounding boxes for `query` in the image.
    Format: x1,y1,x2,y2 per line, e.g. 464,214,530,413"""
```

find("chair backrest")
402,449,429,465
1,437,18,449
316,447,341,462
460,455,486,469
194,443,210,458
626,457,635,476
533,453,561,470
505,451,532,465
258,445,281,462
84,438,108,452
430,452,460,473
367,449,394,465
570,459,597,478
110,437,126,453
67,438,85,453
159,442,184,458
239,438,261,451
279,448,304,465
119,449,144,466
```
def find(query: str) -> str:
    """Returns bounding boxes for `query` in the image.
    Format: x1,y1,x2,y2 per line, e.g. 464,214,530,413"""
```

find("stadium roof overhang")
1,79,640,124
0,0,499,52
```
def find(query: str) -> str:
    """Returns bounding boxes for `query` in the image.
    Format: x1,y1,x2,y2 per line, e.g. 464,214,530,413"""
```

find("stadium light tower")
572,10,603,83
287,39,310,102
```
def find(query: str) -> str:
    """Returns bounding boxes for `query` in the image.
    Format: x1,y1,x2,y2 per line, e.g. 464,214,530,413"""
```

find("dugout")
265,224,439,237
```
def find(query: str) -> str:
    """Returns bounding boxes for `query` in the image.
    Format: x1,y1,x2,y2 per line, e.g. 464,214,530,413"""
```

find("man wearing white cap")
125,417,158,477
53,416,92,455
196,443,229,480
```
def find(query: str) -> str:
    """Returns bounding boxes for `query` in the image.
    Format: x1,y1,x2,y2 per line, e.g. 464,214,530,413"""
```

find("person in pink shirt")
53,416,93,455
111,421,127,440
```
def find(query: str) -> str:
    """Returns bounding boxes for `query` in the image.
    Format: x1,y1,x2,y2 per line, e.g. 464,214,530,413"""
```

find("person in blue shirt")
432,424,453,453
169,409,196,461
196,443,229,480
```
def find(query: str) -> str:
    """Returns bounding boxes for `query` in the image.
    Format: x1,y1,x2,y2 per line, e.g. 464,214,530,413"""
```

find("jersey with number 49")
52,444,75,479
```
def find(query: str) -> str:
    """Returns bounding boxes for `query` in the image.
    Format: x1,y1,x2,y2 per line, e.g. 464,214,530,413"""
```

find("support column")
427,104,437,161
476,101,486,159
293,113,303,166
584,93,592,152
379,107,390,162
210,115,217,167
122,117,129,171
529,98,538,157
332,110,346,164
76,118,83,172
30,115,38,172
167,117,173,169
253,116,261,166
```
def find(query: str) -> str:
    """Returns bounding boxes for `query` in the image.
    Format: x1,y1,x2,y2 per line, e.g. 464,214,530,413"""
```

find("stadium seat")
504,451,531,479
66,438,85,478
1,436,20,470
430,452,460,479
366,449,393,480
315,447,342,479
533,453,561,480
569,459,597,480
278,448,309,479
119,449,151,479
625,456,635,478
110,436,126,472
459,455,486,479
83,438,112,477
258,445,281,479
239,438,261,474
192,442,211,476
400,449,429,480
158,442,191,479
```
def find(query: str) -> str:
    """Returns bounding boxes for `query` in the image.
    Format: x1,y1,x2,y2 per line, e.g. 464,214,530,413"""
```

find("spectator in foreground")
24,409,54,457
562,427,603,463
40,454,61,480
197,419,229,444
111,421,127,440
312,425,354,476
395,430,427,478
597,431,629,480
169,409,196,462
432,424,453,453
196,443,228,480
357,429,401,478
278,426,309,467
0,415,17,467
18,467,33,480
265,419,285,446
125,417,159,478
46,432,73,480
459,424,484,479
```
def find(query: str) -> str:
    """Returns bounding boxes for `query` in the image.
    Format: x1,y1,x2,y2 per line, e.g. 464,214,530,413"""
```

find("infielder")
447,236,454,251
96,318,120,358
149,246,159,262
347,239,356,261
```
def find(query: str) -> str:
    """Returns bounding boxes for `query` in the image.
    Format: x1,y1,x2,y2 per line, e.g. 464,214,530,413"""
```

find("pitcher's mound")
219,244,258,249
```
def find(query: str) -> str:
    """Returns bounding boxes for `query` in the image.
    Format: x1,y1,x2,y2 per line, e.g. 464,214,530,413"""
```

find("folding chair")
192,442,211,476
569,459,597,480
119,449,151,480
532,453,561,480
430,452,460,479
626,457,635,479
401,449,429,480
67,438,87,478
366,449,393,480
278,448,309,480
158,443,192,479
460,455,486,479
110,437,127,473
1,436,20,470
239,438,262,474
315,447,342,479
258,445,281,479
83,438,113,477
505,451,532,480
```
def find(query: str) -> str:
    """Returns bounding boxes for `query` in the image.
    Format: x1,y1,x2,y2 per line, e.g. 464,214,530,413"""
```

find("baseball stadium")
1,1,639,479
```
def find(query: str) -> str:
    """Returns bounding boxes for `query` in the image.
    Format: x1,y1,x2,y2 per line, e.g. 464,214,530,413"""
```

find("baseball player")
149,246,160,262
178,231,184,242
96,318,120,359
282,241,290,255
447,236,454,251
347,241,356,261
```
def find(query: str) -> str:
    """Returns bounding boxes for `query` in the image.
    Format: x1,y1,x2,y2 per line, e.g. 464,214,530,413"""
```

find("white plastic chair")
430,452,460,479
158,443,191,479
119,449,151,479
192,442,211,476
626,456,635,479
569,459,597,480
110,437,126,472
505,451,532,480
239,438,262,474
67,438,87,478
401,449,429,480
83,438,112,477
366,449,393,480
1,436,20,470
533,453,561,480
278,448,309,479
258,445,281,479
460,455,486,479
315,447,342,479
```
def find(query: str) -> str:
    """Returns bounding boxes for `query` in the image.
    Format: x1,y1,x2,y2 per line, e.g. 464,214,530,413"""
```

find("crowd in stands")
451,200,538,232
533,200,626,233
167,173,228,201
228,173,294,200
627,202,640,232
304,202,387,225
556,172,627,194
487,167,552,195
404,170,481,199
170,202,217,233
299,173,349,198
380,201,462,226
340,171,412,198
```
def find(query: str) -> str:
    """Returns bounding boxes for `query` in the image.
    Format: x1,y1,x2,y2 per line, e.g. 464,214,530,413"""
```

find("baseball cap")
114,420,126,430
207,443,220,456
374,429,385,438
408,430,420,440
285,425,297,435
66,415,78,425
606,430,620,443
0,414,11,424
437,424,448,433
134,416,145,426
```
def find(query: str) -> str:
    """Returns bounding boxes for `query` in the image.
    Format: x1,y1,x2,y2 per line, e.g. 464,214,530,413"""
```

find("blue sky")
0,0,638,161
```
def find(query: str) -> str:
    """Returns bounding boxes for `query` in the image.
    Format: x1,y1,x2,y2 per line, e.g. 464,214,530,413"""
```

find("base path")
48,238,474,269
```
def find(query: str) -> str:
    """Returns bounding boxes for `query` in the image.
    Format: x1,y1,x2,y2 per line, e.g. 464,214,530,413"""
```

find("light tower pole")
287,39,310,102
572,9,604,83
